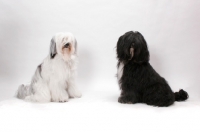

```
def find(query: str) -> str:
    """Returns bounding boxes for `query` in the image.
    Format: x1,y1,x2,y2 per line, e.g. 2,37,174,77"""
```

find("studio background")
0,0,199,100
0,0,200,132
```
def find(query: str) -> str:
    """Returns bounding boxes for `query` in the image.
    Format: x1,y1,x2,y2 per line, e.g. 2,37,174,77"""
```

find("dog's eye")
64,43,70,48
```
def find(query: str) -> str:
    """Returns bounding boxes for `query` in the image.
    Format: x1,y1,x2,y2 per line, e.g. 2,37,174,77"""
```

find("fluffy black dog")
116,31,188,107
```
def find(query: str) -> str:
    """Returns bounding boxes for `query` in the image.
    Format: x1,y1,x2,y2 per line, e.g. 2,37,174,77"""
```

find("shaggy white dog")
16,32,82,102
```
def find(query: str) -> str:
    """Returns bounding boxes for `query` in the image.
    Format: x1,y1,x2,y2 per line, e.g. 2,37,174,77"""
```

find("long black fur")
116,31,189,107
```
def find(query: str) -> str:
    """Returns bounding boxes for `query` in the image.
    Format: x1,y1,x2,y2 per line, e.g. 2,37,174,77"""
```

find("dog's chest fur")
117,62,124,85
42,55,77,82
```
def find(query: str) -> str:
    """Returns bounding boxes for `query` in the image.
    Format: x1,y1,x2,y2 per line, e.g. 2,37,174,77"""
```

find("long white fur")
117,62,124,88
16,32,81,102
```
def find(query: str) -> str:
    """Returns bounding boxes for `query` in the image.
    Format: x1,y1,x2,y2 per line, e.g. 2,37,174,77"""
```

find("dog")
16,32,82,102
116,31,188,107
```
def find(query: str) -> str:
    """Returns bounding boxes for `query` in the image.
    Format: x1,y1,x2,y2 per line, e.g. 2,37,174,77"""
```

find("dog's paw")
58,98,68,103
118,96,132,104
57,95,69,103
73,90,82,98
51,92,69,103
52,97,69,103
68,88,82,98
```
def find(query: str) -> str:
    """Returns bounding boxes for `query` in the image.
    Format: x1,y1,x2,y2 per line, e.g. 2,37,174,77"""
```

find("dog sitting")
16,32,82,102
116,31,188,107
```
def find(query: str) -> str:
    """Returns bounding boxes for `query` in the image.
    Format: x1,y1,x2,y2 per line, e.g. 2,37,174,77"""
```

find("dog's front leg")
67,79,82,98
50,81,69,102
118,90,138,104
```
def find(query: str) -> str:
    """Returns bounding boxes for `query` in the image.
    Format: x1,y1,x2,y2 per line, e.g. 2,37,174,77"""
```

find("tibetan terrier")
16,32,82,102
116,31,188,107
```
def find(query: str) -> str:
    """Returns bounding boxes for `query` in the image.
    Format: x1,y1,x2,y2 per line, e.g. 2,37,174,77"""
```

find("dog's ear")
74,38,77,54
50,37,57,59
129,45,134,60
133,32,149,63
117,36,125,61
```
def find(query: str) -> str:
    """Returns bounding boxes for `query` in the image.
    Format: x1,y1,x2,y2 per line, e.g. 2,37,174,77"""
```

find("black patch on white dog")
38,64,42,78
50,37,57,59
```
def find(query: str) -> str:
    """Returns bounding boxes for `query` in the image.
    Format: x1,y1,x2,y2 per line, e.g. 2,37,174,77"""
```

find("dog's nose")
64,43,70,48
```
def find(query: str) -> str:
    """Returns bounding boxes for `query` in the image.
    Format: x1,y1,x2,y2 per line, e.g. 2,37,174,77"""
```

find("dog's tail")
174,89,189,101
16,84,31,99
16,64,42,99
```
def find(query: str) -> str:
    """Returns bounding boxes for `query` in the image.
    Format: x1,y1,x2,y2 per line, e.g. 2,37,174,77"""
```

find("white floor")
0,87,200,132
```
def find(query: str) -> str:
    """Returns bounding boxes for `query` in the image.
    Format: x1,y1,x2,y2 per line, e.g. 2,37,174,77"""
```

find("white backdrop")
0,0,200,100
1,1,200,132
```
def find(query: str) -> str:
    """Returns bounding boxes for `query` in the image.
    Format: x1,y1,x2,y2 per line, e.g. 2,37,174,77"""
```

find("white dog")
16,32,82,102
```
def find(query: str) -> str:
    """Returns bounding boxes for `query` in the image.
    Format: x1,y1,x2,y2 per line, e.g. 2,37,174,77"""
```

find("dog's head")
116,31,149,63
50,32,77,61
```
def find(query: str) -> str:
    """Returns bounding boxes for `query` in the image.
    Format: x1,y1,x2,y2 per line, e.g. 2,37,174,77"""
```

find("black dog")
116,31,188,107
